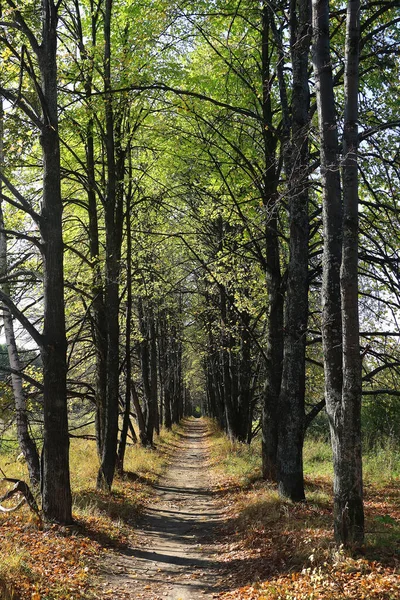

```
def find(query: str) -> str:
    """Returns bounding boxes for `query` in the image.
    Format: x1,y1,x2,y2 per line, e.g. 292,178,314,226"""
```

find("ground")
93,419,226,599
1,419,398,599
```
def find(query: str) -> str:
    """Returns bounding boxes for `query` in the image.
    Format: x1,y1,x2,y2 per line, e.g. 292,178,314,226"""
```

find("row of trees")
0,0,399,547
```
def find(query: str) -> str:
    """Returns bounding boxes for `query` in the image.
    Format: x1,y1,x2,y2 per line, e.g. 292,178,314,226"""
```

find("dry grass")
206,423,400,600
0,422,182,599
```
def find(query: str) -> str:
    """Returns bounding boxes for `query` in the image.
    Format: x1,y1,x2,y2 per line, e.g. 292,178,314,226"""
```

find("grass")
0,547,33,597
208,427,400,488
363,439,400,482
0,422,182,599
206,425,400,600
0,419,399,599
207,425,262,488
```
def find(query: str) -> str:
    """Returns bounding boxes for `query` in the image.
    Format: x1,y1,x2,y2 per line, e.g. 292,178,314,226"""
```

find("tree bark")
276,0,311,502
0,99,41,489
97,0,123,491
337,0,364,545
37,0,72,523
312,0,364,545
117,198,133,473
137,298,158,445
260,3,283,481
159,311,172,430
72,0,108,462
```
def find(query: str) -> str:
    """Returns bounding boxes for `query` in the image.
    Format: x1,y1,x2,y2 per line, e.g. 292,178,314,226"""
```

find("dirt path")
95,419,226,599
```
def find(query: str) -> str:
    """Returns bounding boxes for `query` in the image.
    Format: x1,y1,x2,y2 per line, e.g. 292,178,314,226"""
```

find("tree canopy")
0,0,399,546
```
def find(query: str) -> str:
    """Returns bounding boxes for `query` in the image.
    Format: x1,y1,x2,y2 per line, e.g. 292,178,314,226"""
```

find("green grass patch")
208,427,262,487
363,439,400,484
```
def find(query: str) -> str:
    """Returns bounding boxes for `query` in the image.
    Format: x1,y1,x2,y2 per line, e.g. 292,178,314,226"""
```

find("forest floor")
0,418,398,599
90,417,399,600
92,418,228,599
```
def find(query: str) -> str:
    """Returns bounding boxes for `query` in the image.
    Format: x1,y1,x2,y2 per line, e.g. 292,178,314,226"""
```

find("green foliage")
362,395,400,450
192,405,202,417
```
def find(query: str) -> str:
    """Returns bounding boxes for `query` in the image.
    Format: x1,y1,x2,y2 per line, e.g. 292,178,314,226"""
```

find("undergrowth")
207,421,400,600
0,418,398,599
208,423,400,489
0,423,181,599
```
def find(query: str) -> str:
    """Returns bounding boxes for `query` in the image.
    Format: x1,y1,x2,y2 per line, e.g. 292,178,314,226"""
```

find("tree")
276,0,311,502
0,96,40,488
312,0,364,545
0,0,72,523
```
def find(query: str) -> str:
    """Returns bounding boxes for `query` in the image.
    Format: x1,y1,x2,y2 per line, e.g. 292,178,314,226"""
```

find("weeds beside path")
207,428,400,600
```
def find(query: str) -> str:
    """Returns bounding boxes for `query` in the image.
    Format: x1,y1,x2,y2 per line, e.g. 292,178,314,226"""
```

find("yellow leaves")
1,47,13,61
0,510,100,599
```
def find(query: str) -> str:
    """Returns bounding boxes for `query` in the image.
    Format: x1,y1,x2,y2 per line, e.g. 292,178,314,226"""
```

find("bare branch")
0,290,43,348
0,171,41,222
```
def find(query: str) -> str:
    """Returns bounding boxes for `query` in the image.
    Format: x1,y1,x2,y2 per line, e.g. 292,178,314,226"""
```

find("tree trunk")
0,0,72,523
337,0,364,545
220,284,236,438
130,381,146,444
74,0,108,463
38,1,72,523
262,262,283,480
260,4,283,481
138,298,157,445
149,311,159,435
0,100,41,489
117,199,133,473
236,313,252,443
97,0,122,491
312,0,364,545
158,312,172,429
87,92,108,463
276,0,311,502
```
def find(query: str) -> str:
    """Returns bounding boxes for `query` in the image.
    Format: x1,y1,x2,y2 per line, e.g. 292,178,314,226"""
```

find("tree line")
0,0,399,549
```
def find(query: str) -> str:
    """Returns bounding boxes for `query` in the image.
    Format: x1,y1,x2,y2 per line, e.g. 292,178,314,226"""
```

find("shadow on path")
97,419,228,599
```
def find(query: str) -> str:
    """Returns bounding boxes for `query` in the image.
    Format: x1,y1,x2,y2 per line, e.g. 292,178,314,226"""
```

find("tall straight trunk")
177,340,183,420
312,0,364,545
157,318,164,427
73,0,107,461
338,0,364,545
276,0,311,502
262,261,283,479
0,100,40,488
236,313,252,443
86,75,108,462
117,199,133,473
148,309,159,438
220,284,236,438
261,3,283,480
38,0,72,523
97,0,121,490
137,299,157,445
158,312,172,429
130,381,146,442
87,96,108,464
170,331,181,425
0,0,72,523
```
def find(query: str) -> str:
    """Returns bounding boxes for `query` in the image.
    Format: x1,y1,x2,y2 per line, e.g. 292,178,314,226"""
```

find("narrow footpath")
95,419,226,599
